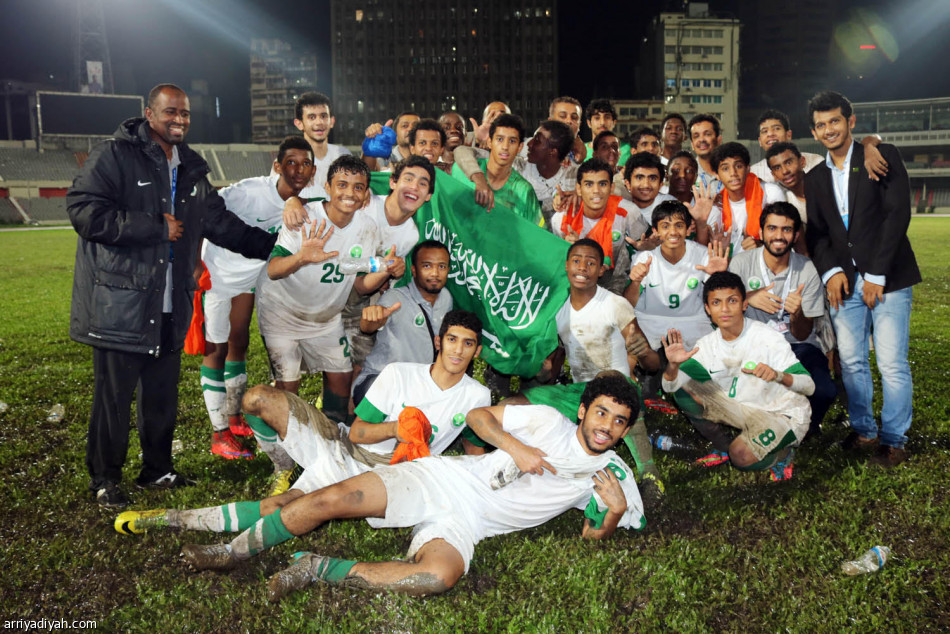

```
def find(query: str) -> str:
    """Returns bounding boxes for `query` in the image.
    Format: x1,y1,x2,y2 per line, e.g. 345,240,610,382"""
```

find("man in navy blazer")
804,91,920,467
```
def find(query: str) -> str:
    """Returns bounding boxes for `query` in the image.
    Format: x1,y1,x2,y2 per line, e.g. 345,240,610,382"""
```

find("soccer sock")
230,509,294,560
245,413,295,471
308,556,357,584
167,501,262,532
624,415,660,479
321,389,350,425
223,361,248,419
201,366,229,432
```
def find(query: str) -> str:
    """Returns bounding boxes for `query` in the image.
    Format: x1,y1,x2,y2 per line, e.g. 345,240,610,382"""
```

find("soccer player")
630,127,661,157
750,110,824,184
200,136,315,461
659,113,687,165
729,203,837,439
438,111,467,170
177,374,645,600
407,118,447,170
451,113,542,225
589,130,630,200
291,92,352,197
256,156,401,423
622,152,677,243
354,240,454,405
662,271,815,480
687,114,723,196
115,311,490,538
665,151,699,204
584,99,632,167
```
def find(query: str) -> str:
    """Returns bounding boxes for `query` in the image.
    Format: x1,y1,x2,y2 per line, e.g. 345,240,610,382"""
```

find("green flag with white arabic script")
370,170,569,376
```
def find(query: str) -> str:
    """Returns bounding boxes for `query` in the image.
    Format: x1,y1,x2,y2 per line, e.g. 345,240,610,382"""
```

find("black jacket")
68,118,277,355
805,142,920,293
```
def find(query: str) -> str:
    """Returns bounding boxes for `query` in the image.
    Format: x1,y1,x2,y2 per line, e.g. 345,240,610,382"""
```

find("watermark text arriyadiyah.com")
5,619,97,630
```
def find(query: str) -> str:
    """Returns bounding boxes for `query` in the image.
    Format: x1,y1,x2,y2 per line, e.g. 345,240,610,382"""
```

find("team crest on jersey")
612,230,621,242
414,313,425,327
452,413,465,427
686,277,699,290
349,244,363,258
748,276,762,290
606,462,627,480
743,361,757,370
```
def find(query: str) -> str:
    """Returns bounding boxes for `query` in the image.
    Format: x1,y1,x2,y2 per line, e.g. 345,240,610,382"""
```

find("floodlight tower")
73,0,114,93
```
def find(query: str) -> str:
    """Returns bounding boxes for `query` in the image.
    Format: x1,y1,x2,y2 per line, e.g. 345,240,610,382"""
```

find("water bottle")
0,401,8,414
339,256,385,274
841,546,890,575
47,403,65,423
650,433,694,452
361,126,397,158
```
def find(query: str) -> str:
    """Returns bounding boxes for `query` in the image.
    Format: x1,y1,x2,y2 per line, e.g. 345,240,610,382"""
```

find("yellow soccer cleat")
115,509,168,535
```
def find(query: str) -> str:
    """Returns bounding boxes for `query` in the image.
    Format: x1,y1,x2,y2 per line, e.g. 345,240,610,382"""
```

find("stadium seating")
0,149,79,181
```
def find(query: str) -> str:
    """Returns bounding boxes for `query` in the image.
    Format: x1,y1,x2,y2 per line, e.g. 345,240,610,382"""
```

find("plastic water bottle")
339,256,385,274
0,401,8,414
841,546,890,575
650,434,694,452
361,126,397,158
47,403,65,423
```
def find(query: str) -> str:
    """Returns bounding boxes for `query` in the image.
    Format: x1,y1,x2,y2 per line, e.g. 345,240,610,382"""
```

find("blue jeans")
830,274,913,448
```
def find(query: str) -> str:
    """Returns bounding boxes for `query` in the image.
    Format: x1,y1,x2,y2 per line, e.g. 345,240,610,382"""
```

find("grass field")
0,221,948,633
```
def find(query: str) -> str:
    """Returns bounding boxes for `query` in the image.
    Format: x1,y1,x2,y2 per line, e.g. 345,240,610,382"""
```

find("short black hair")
765,141,802,163
758,109,791,132
630,126,660,148
276,135,313,163
538,120,574,161
409,118,447,147
391,155,436,195
566,237,604,263
585,98,617,122
667,150,698,176
147,83,185,109
550,96,582,117
393,111,420,130
326,155,370,186
438,309,483,343
576,157,614,184
580,371,639,426
661,112,687,132
688,113,721,138
623,151,664,182
759,201,802,234
489,113,526,144
703,271,746,303
808,91,853,126
410,239,449,267
711,142,751,172
438,111,467,133
592,130,619,151
652,199,691,229
295,92,332,121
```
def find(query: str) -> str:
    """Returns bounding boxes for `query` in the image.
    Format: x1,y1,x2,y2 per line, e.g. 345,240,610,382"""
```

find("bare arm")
267,220,337,280
348,416,400,445
465,405,556,475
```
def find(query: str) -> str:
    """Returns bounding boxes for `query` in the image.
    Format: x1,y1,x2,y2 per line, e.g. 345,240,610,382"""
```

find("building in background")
329,1,558,145
250,39,318,144
613,99,666,139
636,2,740,139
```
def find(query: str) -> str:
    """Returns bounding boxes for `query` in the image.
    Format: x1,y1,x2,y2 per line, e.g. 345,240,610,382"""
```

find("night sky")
1,0,949,142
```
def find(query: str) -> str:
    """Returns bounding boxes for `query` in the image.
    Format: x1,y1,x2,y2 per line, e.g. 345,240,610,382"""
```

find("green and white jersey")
364,193,420,258
452,158,543,226
202,175,284,296
256,202,380,337
632,240,712,348
663,319,812,431
556,286,636,383
354,361,491,456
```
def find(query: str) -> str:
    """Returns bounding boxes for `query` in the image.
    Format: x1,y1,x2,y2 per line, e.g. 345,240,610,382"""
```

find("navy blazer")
805,142,920,293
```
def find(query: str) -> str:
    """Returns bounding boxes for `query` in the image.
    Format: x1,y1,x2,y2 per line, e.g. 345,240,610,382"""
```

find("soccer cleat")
180,543,238,571
267,552,318,603
644,398,679,416
211,429,254,460
115,509,168,535
94,482,130,508
695,450,731,468
267,469,296,497
769,449,795,481
229,415,254,438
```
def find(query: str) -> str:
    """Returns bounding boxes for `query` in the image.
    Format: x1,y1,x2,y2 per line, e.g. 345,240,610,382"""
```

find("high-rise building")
250,39,318,144
329,1,558,146
613,100,666,139
637,3,741,140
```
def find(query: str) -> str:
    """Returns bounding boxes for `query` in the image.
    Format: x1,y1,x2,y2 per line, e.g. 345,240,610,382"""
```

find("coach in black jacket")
804,91,920,467
68,84,278,506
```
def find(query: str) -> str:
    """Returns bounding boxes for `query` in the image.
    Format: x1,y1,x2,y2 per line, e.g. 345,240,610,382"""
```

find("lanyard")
169,166,177,263
759,252,793,320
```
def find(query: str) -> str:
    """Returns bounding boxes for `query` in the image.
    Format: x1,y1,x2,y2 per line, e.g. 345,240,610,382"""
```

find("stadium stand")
0,198,24,224
0,149,79,181
213,149,275,181
25,197,69,223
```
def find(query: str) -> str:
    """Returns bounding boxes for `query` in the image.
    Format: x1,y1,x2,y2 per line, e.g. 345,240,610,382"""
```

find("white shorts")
203,289,253,344
263,322,352,381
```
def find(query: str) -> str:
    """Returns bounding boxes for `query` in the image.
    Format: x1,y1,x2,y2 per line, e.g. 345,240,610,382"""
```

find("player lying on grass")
115,310,489,535
175,373,645,599
662,271,815,481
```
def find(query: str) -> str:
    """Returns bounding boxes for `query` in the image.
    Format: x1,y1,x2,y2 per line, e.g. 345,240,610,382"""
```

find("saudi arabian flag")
370,170,569,377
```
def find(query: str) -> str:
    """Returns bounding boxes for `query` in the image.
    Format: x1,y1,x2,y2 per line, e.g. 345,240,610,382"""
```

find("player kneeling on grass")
115,310,490,533
662,271,815,481
173,374,645,600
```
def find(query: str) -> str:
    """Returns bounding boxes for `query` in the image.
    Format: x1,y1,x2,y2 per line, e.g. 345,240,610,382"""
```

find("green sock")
222,501,262,532
223,360,247,381
245,413,295,471
245,413,278,443
231,509,294,559
311,555,357,584
321,389,350,424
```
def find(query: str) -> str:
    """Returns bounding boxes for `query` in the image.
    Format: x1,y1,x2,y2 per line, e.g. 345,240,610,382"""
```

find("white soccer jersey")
662,319,811,433
354,362,491,455
556,286,637,382
201,175,283,296
632,241,712,348
706,181,784,255
256,202,380,337
363,194,420,257
272,144,353,201
551,206,627,268
625,193,678,232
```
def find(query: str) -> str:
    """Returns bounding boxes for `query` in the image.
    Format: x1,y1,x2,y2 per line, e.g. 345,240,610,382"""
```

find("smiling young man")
584,99,632,168
407,119,448,171
660,113,687,165
291,92,352,197
687,114,724,196
437,111,467,170
804,90,920,467
622,152,676,235
662,271,815,480
175,373,644,601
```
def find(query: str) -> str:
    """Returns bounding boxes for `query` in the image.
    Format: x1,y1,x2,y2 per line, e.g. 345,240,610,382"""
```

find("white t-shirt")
354,362,490,455
256,202,380,336
662,319,811,434
363,194,420,258
556,286,637,382
750,152,823,184
274,144,352,201
202,175,283,296
632,241,713,349
706,180,784,255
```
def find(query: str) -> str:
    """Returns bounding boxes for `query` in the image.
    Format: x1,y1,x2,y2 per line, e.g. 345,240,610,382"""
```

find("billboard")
36,91,144,137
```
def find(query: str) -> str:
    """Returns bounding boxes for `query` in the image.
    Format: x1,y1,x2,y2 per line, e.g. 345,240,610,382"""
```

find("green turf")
0,222,948,632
